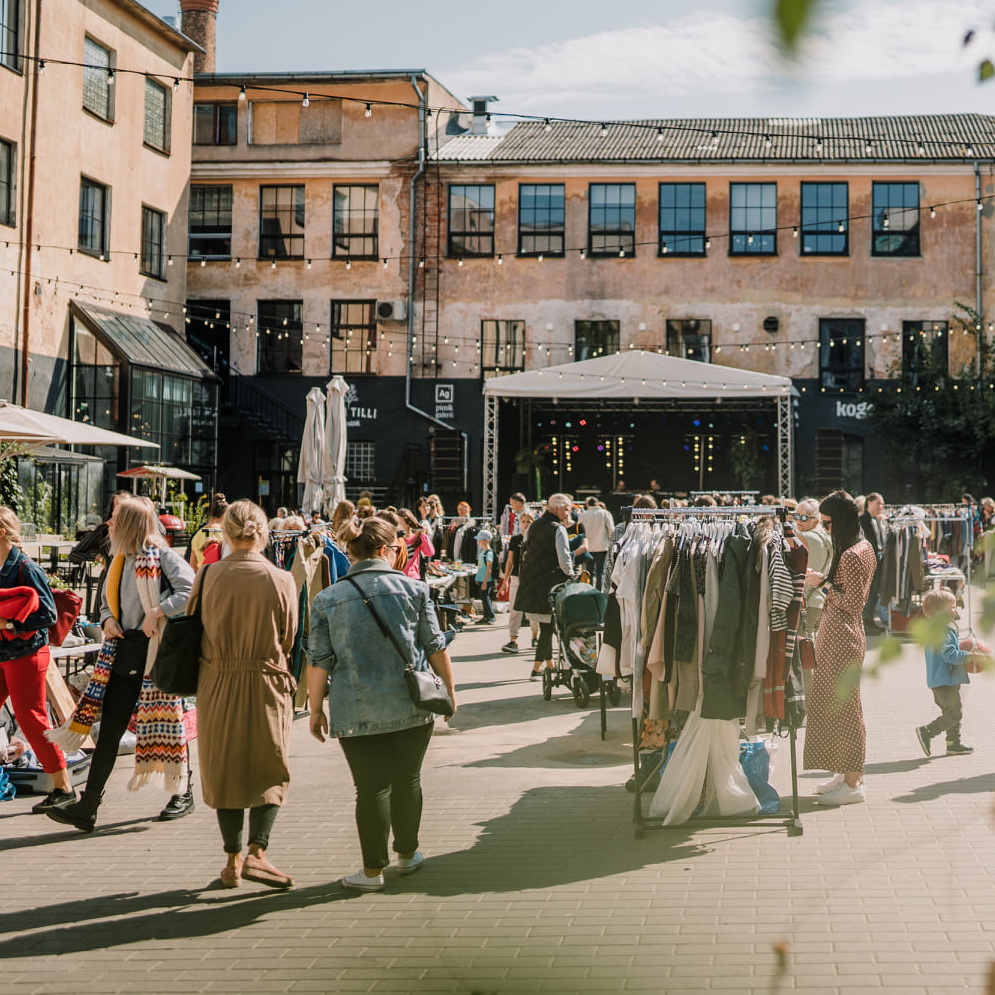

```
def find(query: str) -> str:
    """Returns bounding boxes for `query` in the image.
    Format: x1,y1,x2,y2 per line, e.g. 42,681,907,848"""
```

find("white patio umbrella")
321,376,349,515
0,401,160,461
297,386,326,514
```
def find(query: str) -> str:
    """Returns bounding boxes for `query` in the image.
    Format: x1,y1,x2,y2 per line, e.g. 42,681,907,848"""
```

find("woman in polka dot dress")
802,490,877,807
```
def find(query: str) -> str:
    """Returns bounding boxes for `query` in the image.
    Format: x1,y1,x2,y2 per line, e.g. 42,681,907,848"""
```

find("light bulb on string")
38,60,45,75
239,85,246,100
656,127,664,142
600,123,608,137
200,257,206,267
302,92,309,107
173,78,180,93
107,68,115,85
364,103,372,118
929,206,936,218
543,118,552,132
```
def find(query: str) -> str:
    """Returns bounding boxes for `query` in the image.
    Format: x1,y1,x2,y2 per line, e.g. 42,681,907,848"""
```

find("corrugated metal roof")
434,113,995,163
71,303,216,380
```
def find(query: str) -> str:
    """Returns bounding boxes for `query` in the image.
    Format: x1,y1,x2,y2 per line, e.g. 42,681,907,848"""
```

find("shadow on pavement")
0,817,151,851
891,770,995,804
863,757,932,776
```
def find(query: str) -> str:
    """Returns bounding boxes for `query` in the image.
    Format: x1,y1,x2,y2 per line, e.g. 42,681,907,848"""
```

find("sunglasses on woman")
794,514,813,522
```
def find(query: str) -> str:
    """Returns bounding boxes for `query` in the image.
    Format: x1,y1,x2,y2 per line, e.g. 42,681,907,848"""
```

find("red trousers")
0,646,66,774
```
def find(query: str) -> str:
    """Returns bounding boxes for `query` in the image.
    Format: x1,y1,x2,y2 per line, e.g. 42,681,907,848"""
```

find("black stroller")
542,580,620,709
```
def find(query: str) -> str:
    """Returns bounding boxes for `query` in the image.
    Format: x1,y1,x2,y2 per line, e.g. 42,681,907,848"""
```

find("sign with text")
434,383,455,422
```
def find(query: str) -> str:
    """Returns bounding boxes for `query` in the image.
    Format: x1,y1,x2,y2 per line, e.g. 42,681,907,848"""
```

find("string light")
239,85,246,100
364,103,372,118
173,78,180,93
38,60,44,75
302,92,310,107
106,67,114,85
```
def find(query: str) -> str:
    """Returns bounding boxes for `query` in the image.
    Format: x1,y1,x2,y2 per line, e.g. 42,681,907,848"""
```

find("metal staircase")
222,372,305,447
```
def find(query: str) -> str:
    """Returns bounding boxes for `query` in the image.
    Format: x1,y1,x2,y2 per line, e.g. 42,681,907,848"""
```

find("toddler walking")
915,589,974,757
474,529,496,624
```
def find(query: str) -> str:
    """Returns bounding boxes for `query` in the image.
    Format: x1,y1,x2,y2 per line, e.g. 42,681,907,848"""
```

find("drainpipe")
975,162,984,379
406,74,470,494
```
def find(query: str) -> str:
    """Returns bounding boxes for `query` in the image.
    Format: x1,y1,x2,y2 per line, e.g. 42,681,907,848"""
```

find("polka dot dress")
803,539,877,775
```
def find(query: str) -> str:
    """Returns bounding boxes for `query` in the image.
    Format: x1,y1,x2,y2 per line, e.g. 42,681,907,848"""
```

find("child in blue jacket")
916,589,974,757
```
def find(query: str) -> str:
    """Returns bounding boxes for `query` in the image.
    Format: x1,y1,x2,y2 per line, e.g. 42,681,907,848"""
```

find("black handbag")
150,566,209,696
112,629,149,679
341,575,454,717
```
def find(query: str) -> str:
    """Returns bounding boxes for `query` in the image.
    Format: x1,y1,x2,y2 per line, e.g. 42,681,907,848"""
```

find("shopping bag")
739,741,780,815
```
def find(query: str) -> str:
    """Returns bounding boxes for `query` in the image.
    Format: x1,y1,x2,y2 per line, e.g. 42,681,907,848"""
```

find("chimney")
468,95,498,136
180,0,219,74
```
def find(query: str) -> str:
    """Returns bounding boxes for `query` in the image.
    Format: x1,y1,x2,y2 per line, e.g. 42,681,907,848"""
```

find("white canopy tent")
298,387,327,513
481,351,794,516
321,376,349,515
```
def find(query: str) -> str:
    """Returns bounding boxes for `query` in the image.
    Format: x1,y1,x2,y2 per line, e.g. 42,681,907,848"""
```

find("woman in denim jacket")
307,516,456,892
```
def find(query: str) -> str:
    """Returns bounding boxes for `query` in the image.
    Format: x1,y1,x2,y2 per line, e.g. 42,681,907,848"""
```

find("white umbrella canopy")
297,387,326,514
0,401,160,461
321,376,349,516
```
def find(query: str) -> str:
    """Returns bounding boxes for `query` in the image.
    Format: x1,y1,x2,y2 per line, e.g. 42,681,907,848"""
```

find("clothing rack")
620,503,802,839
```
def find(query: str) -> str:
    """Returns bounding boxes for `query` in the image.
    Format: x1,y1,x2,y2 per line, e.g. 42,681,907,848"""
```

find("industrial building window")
729,182,776,255
193,102,237,145
819,318,865,392
518,184,564,256
143,78,170,153
448,184,494,257
902,321,948,383
666,319,712,362
140,205,166,280
574,320,619,361
256,300,303,374
0,137,14,227
480,320,526,377
800,182,848,255
78,177,110,258
345,441,376,485
333,185,379,259
659,183,706,256
82,37,114,121
259,185,305,259
331,300,377,375
588,183,635,257
872,182,920,256
1,0,21,71
188,185,233,259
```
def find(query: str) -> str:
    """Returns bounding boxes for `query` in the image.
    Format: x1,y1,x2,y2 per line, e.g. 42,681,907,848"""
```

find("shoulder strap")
188,564,209,618
341,574,411,667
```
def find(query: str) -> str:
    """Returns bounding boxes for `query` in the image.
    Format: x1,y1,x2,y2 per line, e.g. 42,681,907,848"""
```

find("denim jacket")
306,558,447,737
0,547,57,663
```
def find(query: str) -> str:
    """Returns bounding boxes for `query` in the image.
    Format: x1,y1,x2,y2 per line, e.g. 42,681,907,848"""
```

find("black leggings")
216,805,280,854
534,621,554,663
83,670,143,800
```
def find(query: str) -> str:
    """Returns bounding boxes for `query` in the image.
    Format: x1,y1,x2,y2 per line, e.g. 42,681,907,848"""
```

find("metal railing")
223,372,305,446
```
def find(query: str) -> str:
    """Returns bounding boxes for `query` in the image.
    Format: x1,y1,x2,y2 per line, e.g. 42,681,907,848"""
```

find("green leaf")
774,0,819,49
980,59,995,82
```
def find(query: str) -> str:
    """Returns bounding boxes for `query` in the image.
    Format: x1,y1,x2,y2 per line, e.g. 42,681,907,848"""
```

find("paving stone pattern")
2,599,995,994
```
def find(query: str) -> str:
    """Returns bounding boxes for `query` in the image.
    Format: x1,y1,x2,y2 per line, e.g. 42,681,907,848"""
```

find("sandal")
243,853,294,889
219,855,243,889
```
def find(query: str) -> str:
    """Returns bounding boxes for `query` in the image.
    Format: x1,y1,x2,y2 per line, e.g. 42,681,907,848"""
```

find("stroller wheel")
607,681,622,707
572,681,590,708
541,669,552,701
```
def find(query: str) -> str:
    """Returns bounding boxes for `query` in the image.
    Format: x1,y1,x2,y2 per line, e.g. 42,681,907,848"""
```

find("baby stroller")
543,581,617,708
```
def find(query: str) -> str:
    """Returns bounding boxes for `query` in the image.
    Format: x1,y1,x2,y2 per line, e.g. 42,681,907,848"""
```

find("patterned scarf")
47,546,188,796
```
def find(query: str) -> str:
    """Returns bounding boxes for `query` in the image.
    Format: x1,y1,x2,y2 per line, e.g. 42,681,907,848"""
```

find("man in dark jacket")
859,492,886,632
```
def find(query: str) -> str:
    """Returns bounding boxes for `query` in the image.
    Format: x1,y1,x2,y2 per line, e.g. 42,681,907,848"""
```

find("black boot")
45,790,102,832
158,777,195,822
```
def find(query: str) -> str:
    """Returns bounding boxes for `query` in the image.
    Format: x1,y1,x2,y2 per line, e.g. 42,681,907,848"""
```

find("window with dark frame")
330,300,378,375
588,183,636,257
0,137,14,227
345,440,376,484
193,102,237,145
574,320,619,361
819,318,865,392
259,185,305,259
140,205,166,279
659,183,706,256
666,319,712,362
447,184,494,257
480,320,526,378
800,182,848,255
518,184,564,256
143,77,169,153
82,36,113,121
188,185,233,259
729,182,777,255
1,0,20,71
901,320,949,384
333,185,379,259
78,177,109,258
256,300,303,374
872,182,920,256
185,299,231,378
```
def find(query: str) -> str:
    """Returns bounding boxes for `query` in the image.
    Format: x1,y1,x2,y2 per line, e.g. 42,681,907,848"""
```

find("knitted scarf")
47,546,188,796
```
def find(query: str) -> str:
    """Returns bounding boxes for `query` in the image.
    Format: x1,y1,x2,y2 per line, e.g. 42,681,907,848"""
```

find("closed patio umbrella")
298,386,326,514
321,376,349,516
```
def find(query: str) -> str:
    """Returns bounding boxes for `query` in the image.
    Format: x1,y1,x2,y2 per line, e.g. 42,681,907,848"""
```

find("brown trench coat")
192,550,299,809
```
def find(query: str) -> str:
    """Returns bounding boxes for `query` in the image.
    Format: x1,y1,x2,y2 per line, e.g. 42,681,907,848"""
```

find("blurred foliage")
773,0,819,49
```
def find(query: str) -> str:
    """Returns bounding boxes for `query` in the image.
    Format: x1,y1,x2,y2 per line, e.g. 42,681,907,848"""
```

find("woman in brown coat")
192,500,299,888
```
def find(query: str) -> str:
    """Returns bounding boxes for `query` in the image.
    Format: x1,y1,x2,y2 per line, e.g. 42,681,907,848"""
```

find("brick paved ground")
2,595,995,995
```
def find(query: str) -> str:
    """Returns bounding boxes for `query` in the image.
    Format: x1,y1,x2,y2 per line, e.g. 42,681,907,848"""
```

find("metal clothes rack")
620,503,803,839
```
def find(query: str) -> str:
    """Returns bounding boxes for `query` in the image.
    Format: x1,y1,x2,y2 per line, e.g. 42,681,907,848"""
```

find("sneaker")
500,641,519,654
915,726,932,757
473,617,495,625
396,851,425,876
31,788,77,814
815,781,866,807
946,742,975,755
530,667,543,681
813,773,844,795
341,871,385,892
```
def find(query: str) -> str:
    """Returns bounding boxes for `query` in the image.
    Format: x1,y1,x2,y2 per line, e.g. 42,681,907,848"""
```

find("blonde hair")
223,500,269,551
282,515,306,531
922,588,957,618
428,494,445,516
0,506,22,549
338,516,396,561
111,496,166,555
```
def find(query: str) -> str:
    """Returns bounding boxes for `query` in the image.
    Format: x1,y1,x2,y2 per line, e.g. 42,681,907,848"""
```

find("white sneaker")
813,773,844,795
815,781,865,807
396,851,425,876
341,870,385,892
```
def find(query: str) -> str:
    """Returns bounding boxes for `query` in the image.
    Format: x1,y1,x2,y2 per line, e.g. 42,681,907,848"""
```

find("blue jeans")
477,578,494,620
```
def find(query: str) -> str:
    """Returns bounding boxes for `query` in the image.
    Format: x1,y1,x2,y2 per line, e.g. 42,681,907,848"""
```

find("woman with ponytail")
802,490,878,807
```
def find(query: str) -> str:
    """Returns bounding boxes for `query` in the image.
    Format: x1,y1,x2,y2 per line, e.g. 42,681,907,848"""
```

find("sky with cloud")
147,0,995,120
